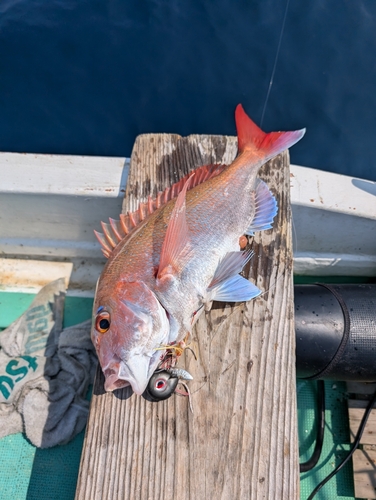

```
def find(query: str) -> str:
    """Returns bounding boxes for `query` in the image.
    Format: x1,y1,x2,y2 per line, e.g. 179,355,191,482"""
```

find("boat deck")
0,291,359,500
76,132,298,499
1,144,375,498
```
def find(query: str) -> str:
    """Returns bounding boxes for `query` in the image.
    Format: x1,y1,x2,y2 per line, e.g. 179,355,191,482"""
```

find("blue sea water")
0,0,375,180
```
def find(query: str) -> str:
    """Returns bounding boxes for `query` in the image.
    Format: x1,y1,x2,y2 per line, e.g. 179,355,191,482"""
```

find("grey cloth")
0,279,97,448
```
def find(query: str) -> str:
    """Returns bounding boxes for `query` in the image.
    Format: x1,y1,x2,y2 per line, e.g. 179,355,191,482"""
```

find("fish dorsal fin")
245,179,278,236
157,174,193,280
206,249,261,303
94,163,226,258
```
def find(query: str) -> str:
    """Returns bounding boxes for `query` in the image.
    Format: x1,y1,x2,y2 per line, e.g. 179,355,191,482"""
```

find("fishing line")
260,0,291,128
257,270,285,298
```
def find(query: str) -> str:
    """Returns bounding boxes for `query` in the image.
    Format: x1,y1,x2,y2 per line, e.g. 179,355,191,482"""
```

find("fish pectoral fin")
207,250,261,302
245,179,278,236
207,274,261,303
157,174,193,280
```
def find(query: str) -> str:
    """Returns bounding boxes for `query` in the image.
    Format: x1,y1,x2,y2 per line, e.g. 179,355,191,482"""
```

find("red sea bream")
91,105,305,395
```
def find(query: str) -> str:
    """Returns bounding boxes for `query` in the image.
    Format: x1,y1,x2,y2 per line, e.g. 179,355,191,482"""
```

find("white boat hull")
0,153,375,294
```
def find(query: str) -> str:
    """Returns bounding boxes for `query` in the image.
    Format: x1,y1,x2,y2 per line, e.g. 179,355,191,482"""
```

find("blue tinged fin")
209,249,254,288
245,179,278,236
207,250,261,303
208,275,261,303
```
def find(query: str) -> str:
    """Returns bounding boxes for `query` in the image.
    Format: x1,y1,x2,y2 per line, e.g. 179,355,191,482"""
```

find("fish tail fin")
235,104,305,159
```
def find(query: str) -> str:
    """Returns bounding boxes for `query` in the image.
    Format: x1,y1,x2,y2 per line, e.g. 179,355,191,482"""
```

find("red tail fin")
235,104,305,158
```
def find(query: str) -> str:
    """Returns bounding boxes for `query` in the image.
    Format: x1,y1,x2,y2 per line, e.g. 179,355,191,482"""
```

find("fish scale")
91,104,305,395
152,165,261,340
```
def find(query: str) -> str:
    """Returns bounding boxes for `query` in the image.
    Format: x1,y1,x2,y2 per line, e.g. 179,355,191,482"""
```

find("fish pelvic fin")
235,104,306,159
157,174,193,280
95,163,227,259
246,179,278,236
207,249,261,303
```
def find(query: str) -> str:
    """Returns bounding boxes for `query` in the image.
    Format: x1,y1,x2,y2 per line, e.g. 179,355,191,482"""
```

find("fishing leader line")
260,0,291,128
259,0,298,258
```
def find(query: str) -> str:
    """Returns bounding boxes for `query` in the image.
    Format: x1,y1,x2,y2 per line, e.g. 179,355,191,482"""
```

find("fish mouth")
102,353,161,396
103,366,131,392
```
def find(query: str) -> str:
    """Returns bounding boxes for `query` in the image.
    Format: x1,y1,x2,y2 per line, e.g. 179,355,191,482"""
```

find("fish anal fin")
245,179,278,236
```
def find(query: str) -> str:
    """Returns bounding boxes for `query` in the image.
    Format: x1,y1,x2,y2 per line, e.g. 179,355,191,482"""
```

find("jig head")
143,368,193,402
144,370,179,401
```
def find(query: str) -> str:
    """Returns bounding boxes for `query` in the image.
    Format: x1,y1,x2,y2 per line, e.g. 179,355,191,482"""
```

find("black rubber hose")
295,284,376,381
299,380,325,473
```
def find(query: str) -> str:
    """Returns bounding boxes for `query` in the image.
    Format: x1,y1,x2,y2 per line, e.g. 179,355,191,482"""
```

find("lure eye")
96,311,111,333
154,378,167,391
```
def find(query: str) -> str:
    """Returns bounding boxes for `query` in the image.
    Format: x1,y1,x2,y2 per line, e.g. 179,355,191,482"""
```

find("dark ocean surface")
0,0,375,180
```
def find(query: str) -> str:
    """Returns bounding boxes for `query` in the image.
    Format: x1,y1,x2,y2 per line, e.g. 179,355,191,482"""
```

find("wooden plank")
0,258,72,292
348,383,376,499
352,448,376,499
348,382,376,446
76,133,299,499
348,400,376,444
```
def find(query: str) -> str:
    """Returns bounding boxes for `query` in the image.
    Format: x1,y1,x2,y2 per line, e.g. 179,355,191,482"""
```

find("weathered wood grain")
76,133,299,499
347,383,376,499
352,448,376,499
349,405,376,445
348,382,376,445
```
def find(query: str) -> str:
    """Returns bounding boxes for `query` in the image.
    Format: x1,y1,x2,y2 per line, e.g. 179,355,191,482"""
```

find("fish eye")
95,311,111,333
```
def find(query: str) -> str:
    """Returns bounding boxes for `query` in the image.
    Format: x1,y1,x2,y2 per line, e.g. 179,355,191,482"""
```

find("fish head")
91,280,170,395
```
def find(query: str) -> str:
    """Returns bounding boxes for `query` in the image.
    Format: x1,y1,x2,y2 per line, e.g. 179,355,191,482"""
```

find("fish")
91,104,305,395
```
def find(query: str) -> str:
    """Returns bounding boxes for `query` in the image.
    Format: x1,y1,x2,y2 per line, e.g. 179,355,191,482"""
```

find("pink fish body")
92,105,305,395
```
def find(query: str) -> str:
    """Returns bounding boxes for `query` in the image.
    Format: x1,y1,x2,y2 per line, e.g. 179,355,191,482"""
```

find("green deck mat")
0,292,93,500
298,380,356,500
0,290,366,500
